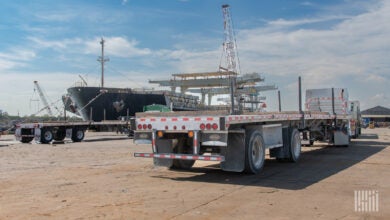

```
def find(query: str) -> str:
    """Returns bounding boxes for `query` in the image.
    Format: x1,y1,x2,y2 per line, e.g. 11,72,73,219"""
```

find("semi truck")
133,80,356,174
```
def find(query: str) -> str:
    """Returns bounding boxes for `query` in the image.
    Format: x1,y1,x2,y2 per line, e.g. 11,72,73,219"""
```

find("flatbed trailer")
15,120,134,144
133,109,352,174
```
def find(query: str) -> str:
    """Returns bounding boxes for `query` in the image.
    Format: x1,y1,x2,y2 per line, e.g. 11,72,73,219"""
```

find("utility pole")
97,38,109,88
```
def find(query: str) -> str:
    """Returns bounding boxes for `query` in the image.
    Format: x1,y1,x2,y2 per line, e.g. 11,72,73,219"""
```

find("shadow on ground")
151,133,389,190
82,136,130,143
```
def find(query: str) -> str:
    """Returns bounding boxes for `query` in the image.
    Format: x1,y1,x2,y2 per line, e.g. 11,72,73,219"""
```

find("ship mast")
98,38,109,88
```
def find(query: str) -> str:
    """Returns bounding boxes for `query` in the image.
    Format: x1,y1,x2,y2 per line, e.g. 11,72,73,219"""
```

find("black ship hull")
66,86,199,121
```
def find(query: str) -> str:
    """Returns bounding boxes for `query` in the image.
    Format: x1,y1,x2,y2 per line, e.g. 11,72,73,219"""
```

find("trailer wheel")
244,130,265,174
289,129,301,162
40,129,53,144
71,129,85,142
171,138,195,170
54,129,66,141
21,137,34,143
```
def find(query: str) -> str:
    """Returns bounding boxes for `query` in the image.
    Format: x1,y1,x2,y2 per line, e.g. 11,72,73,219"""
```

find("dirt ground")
0,128,389,219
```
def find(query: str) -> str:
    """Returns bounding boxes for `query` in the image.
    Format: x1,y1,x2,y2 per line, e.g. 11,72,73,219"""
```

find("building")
361,106,390,127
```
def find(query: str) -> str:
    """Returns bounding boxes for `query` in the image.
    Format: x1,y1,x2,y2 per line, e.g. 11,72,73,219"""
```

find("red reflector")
137,124,142,129
173,125,177,130
143,124,147,129
200,123,205,130
212,123,218,130
147,124,152,129
206,123,211,130
165,125,168,130
182,125,186,130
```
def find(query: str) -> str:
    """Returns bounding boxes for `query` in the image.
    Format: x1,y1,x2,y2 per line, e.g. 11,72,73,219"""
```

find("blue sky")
0,0,389,116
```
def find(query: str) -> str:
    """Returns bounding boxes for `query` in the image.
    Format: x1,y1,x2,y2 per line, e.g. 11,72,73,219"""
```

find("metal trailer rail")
15,120,134,144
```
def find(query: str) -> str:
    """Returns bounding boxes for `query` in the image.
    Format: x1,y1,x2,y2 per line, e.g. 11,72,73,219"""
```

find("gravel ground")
0,128,389,219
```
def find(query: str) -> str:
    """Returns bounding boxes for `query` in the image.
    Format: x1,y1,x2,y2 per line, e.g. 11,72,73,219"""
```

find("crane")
33,81,54,116
221,4,240,113
221,4,240,75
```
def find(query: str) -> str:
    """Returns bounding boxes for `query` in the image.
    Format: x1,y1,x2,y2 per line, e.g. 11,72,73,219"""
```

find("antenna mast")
97,38,109,88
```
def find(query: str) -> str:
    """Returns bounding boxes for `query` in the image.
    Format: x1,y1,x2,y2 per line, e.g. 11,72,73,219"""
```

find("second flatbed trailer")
15,120,133,144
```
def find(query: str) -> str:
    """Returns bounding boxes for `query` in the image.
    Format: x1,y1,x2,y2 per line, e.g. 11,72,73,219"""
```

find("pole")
101,39,104,88
278,90,281,112
90,107,93,121
298,76,305,129
98,38,109,88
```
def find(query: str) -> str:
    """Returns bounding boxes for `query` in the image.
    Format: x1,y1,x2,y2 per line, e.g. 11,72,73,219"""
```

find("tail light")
212,123,218,130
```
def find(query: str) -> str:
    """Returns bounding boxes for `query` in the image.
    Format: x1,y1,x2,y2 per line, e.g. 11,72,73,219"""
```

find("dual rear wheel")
245,128,301,174
40,128,85,143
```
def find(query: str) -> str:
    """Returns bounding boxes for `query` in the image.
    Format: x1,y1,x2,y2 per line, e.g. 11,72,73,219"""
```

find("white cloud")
84,37,152,57
267,15,351,27
0,49,36,71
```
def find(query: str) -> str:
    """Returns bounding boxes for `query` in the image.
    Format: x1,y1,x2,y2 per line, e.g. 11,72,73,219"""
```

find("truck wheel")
40,129,53,144
54,129,66,141
71,129,85,142
289,129,301,162
171,139,195,170
244,130,265,174
21,137,34,143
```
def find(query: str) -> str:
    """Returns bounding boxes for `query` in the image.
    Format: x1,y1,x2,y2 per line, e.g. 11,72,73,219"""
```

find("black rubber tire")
21,137,34,143
71,129,85,142
40,129,53,144
171,138,195,170
244,130,265,174
54,129,66,141
288,129,301,162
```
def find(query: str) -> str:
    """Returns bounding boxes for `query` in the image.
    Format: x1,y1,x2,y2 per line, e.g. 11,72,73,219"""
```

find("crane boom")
33,81,53,116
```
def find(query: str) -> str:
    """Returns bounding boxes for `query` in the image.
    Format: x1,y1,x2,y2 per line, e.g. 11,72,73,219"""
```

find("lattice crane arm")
33,81,53,116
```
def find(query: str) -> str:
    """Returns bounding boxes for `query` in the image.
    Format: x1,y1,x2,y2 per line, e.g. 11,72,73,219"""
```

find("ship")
64,38,201,121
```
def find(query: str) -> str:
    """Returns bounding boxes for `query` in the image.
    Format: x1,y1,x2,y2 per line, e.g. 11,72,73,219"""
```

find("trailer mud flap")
66,128,72,139
270,127,290,158
34,128,41,141
333,130,349,146
153,139,174,167
221,131,245,172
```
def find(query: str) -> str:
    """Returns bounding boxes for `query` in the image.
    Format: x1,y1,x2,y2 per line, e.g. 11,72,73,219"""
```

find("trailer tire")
40,129,53,144
71,129,85,142
21,137,34,143
244,130,265,174
171,138,195,170
289,128,301,162
54,129,66,141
